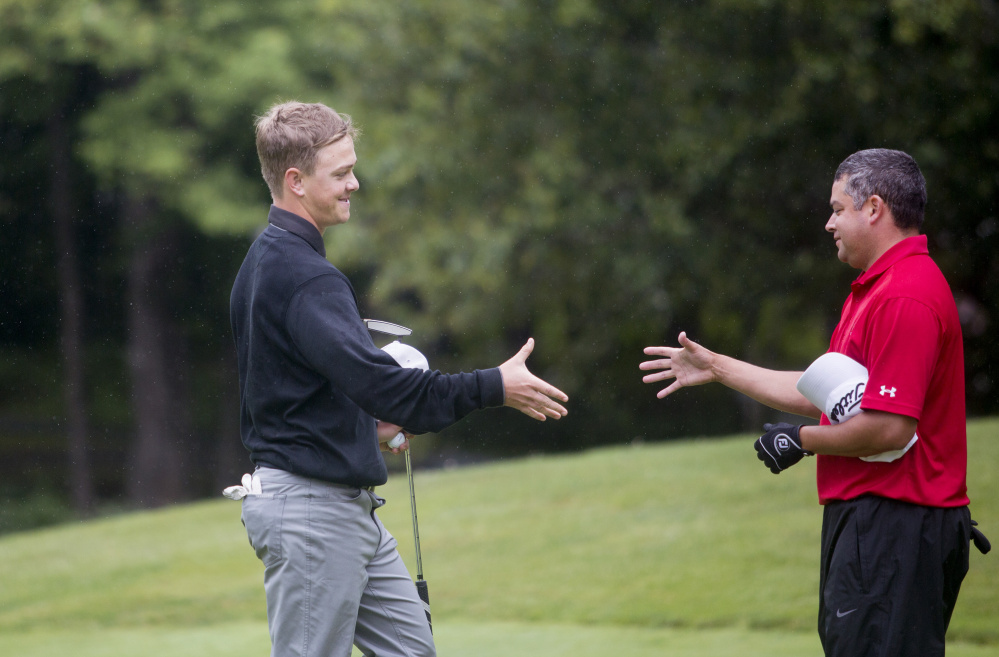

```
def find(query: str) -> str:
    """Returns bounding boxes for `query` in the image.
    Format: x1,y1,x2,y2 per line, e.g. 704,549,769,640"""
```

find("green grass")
1,418,996,656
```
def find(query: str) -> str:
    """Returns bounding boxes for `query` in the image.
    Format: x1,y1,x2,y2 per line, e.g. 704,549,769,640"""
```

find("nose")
825,213,836,233
347,173,359,192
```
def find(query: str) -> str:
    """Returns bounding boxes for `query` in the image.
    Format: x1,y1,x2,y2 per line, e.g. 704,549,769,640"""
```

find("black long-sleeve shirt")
230,206,505,486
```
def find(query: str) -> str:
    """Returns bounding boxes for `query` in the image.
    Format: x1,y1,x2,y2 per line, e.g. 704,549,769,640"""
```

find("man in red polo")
640,149,987,656
819,229,968,508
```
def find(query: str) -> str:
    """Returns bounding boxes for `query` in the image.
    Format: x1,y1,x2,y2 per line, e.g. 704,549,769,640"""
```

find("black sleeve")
285,273,504,433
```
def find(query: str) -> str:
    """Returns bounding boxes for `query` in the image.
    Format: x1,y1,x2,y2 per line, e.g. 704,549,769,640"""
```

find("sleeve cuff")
477,368,506,408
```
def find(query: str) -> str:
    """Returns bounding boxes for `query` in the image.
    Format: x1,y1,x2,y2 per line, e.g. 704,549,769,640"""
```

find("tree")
0,2,110,514
306,0,999,446
73,0,316,506
1,0,313,506
1,0,996,514
49,79,96,514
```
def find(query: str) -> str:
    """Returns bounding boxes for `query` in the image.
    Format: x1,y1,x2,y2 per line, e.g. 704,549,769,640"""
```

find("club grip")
972,520,991,554
416,579,431,633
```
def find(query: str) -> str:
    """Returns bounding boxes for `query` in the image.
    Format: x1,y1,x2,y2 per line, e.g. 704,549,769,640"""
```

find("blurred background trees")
1,0,996,524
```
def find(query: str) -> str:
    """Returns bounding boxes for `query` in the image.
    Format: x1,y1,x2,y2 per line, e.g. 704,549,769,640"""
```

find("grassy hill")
1,418,996,657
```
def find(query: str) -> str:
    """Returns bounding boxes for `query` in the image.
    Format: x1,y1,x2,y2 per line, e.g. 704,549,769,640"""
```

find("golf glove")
754,423,811,474
222,473,261,500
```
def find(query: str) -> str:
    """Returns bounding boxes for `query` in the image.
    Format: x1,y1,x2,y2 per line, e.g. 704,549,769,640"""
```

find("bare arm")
800,410,916,457
641,331,820,419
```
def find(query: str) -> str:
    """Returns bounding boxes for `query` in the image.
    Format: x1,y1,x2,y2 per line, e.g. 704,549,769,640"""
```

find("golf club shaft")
405,448,431,631
405,449,423,578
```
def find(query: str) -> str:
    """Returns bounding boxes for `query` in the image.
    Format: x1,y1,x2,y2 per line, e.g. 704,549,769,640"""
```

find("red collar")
851,234,928,291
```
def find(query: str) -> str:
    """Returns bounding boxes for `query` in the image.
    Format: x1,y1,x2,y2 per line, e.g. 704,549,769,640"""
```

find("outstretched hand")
640,331,717,398
499,338,569,421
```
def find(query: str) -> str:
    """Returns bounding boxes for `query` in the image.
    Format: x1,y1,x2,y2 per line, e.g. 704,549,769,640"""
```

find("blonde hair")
254,102,359,199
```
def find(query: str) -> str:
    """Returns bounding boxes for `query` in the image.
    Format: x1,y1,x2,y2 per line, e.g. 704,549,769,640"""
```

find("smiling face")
295,137,359,231
826,176,874,270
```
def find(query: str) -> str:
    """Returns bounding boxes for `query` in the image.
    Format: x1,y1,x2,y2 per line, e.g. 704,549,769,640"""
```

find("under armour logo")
880,386,897,398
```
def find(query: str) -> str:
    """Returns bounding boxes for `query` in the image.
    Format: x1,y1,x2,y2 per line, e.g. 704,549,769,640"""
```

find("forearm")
712,354,819,419
799,410,916,457
289,278,504,432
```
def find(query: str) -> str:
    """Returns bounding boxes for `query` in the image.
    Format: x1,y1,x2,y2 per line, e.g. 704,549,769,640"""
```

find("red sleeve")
860,298,941,420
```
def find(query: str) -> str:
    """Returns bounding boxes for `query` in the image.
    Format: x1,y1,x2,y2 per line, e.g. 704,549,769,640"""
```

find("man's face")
298,137,359,231
826,176,872,270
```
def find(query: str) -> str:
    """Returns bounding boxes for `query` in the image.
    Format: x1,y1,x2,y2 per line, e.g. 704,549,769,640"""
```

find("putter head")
364,319,413,337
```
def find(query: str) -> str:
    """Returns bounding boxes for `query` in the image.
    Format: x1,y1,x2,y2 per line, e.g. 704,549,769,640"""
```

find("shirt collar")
851,234,928,291
267,205,326,258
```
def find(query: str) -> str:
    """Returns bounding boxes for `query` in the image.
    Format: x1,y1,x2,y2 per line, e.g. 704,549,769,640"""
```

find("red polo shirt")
817,235,969,507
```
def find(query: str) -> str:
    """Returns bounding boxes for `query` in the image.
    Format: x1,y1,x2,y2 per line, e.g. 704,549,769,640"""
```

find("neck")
862,230,919,270
273,196,322,234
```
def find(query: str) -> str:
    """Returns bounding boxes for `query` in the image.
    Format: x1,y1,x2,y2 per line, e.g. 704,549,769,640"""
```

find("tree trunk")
123,196,191,508
49,107,95,515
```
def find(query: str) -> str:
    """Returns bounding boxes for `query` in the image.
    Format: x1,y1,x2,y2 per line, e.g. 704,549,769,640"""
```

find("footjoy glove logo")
776,434,791,452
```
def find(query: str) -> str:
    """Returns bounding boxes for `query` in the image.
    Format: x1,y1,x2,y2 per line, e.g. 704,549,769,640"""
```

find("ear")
284,168,306,198
867,194,888,225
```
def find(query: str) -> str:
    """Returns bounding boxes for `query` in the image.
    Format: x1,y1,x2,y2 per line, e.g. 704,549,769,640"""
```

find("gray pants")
241,467,436,657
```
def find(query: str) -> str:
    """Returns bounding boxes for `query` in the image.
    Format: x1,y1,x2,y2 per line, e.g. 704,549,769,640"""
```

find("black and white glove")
754,423,811,474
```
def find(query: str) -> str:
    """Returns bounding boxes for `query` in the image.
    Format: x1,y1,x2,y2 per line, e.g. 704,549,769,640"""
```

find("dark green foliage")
1,0,996,506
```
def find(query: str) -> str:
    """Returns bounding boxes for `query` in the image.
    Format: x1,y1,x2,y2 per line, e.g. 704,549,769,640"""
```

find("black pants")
819,496,971,657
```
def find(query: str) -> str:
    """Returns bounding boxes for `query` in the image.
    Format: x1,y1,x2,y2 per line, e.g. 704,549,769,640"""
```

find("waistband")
254,466,376,493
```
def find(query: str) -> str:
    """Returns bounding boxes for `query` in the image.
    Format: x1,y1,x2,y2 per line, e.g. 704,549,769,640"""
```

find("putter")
364,320,433,632
406,446,431,632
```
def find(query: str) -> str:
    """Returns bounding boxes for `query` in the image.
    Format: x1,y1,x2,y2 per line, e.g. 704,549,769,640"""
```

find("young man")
231,101,569,657
641,149,986,656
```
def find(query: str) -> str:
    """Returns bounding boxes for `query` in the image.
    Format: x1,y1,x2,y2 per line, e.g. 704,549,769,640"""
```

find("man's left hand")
754,422,810,474
377,421,410,454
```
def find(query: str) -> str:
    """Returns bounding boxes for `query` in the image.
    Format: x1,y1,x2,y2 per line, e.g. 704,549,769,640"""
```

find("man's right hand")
640,331,717,398
498,338,569,421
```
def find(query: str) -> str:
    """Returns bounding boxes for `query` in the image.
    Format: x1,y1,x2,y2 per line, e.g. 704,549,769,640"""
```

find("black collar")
267,205,326,258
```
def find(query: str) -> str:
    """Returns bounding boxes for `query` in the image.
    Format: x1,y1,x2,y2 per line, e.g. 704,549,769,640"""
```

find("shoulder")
881,253,953,305
874,254,960,336
240,231,356,305
257,230,347,284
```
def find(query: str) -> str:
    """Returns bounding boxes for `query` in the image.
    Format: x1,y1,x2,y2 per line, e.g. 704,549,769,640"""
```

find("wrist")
798,425,816,455
708,351,726,385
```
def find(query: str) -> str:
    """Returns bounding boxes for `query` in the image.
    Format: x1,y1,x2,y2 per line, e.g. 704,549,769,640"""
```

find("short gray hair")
834,149,926,230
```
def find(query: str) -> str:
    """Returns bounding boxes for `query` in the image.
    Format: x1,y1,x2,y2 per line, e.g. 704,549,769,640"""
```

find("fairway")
1,419,996,656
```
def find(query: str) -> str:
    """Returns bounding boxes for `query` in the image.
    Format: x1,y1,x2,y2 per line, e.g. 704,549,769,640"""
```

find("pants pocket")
824,596,891,657
241,494,287,568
